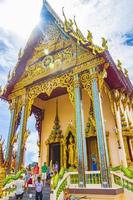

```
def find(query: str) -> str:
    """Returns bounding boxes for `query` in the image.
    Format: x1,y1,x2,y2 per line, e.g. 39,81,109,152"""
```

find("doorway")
49,143,60,169
86,136,99,170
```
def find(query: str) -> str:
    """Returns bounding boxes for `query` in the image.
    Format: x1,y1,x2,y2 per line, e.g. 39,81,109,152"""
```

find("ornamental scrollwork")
113,89,121,108
98,68,107,92
14,96,23,122
14,45,75,91
11,134,18,146
121,93,128,110
27,73,75,118
62,8,108,55
9,99,16,111
103,84,115,115
80,72,93,99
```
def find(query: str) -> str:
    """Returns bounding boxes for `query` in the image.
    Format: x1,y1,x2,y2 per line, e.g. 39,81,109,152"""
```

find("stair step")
9,185,50,200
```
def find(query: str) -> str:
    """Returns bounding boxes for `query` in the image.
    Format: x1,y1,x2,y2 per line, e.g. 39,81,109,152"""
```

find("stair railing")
51,170,133,200
111,171,133,191
51,171,101,200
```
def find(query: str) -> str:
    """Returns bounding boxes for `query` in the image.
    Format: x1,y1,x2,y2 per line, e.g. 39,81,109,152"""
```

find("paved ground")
9,184,50,200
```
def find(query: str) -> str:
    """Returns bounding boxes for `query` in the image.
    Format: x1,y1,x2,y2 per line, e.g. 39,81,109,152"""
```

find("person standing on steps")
54,161,59,173
41,162,47,186
35,176,43,200
33,163,39,182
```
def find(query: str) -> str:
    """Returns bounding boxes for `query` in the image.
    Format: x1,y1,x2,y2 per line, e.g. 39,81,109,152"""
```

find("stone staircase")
9,184,50,200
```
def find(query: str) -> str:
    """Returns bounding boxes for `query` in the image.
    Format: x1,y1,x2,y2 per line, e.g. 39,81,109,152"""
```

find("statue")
68,137,75,166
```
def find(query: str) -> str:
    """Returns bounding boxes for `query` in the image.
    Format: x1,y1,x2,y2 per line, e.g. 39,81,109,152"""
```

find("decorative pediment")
13,42,99,92
10,0,106,96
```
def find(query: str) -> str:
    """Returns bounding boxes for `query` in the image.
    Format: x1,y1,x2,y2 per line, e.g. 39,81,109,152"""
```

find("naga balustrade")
111,171,133,192
50,171,102,200
51,170,133,200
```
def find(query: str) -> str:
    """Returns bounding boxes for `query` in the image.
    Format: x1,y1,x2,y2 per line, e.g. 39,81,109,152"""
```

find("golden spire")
51,98,62,136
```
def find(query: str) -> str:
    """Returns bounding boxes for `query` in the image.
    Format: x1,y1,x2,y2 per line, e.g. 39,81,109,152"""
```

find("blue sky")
0,0,133,165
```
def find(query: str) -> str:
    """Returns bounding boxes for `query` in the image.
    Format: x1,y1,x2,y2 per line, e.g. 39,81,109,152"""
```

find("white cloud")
0,28,23,85
0,100,10,140
24,115,39,165
0,0,42,40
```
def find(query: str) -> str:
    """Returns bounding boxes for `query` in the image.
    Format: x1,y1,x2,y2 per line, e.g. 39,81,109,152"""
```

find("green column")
92,77,111,188
16,98,28,171
74,73,87,187
81,95,88,171
5,99,16,172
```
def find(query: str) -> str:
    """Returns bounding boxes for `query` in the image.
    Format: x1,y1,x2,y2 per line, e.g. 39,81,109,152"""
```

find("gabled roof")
0,0,132,100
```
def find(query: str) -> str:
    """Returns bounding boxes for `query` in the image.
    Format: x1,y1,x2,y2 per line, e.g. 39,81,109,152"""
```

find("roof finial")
101,37,108,50
87,30,93,44
117,59,122,71
62,7,73,32
124,68,129,77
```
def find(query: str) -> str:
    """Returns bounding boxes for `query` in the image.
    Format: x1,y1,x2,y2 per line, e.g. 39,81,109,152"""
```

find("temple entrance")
49,143,60,169
86,136,99,170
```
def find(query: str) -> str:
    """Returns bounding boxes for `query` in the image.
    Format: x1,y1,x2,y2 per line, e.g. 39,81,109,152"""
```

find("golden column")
5,98,17,172
16,94,29,171
113,91,127,167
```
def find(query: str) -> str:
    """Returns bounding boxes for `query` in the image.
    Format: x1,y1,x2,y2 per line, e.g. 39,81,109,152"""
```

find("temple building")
0,0,133,188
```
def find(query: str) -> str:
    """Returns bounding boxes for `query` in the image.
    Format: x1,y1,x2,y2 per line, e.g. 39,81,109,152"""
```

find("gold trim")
27,73,75,117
